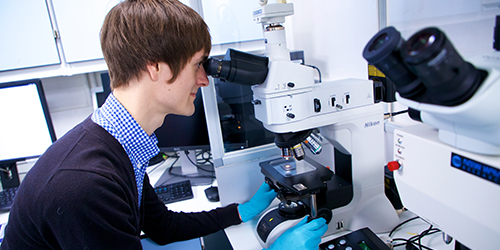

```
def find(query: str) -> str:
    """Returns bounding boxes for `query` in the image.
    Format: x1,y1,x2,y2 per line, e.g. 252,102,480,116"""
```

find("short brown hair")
100,0,211,89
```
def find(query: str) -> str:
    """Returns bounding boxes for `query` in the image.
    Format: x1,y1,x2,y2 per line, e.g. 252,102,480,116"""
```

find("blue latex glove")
266,217,328,250
238,182,277,222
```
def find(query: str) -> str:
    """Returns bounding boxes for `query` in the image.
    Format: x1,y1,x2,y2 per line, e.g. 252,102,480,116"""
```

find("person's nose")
197,68,209,87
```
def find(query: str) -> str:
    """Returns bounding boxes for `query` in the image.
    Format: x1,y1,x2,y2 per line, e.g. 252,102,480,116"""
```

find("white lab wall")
283,0,499,83
387,0,499,60
201,0,263,45
285,0,380,81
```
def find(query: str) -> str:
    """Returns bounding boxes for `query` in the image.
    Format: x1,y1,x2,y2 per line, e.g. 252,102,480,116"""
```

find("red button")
387,161,401,171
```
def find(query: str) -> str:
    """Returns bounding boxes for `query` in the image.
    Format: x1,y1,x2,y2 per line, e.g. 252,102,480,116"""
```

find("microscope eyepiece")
402,27,485,106
405,31,436,56
368,33,387,52
362,27,425,100
364,26,487,107
203,49,269,86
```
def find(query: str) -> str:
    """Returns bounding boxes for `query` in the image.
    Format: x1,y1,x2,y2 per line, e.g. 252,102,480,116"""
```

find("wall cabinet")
50,0,120,63
0,0,120,83
0,0,60,72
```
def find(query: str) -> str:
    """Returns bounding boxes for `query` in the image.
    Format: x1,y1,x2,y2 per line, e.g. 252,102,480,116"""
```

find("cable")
392,228,441,250
304,64,322,83
153,150,216,187
390,218,442,250
391,110,409,116
186,150,215,173
389,216,420,237
167,151,215,179
384,109,409,119
186,152,215,173
197,150,213,165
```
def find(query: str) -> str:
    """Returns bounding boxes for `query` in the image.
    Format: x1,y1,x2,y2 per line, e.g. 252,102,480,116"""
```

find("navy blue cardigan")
1,117,241,249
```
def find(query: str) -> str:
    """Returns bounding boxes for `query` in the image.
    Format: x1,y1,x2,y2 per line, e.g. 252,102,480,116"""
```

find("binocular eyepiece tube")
203,49,269,86
363,26,486,107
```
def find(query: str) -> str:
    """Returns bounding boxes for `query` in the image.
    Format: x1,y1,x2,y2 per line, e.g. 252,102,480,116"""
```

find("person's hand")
238,182,277,222
266,217,328,250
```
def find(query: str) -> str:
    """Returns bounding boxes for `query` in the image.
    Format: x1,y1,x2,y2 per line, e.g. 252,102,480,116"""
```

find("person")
1,0,328,249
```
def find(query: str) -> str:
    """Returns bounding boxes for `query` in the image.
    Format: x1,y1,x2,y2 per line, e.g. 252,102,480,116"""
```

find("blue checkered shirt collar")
91,93,159,207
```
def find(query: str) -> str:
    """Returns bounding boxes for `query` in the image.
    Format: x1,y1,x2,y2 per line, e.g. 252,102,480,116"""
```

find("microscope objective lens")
291,144,305,160
281,147,292,160
303,135,322,155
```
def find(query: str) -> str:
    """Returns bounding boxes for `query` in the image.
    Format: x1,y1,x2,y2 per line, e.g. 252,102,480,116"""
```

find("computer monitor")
97,73,214,186
0,79,56,189
154,88,215,186
155,92,211,153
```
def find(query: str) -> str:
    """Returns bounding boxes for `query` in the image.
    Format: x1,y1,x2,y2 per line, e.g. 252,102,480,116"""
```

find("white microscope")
363,26,500,249
204,2,399,248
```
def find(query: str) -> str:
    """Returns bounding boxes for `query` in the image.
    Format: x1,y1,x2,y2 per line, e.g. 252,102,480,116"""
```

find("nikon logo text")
364,121,380,128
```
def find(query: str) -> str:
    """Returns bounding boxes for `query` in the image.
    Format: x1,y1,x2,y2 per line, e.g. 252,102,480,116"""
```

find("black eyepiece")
367,33,389,53
402,27,485,106
364,26,486,107
203,49,269,86
406,31,436,56
363,26,425,100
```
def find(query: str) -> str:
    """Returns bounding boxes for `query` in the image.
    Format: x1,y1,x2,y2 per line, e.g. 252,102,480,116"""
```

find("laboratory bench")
0,157,455,250
149,151,455,250
224,209,455,250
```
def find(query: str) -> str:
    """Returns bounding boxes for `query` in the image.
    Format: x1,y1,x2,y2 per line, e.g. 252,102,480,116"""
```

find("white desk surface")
146,158,221,213
225,209,455,250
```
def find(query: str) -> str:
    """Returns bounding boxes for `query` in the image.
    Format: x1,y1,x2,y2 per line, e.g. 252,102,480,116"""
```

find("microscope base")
255,207,305,249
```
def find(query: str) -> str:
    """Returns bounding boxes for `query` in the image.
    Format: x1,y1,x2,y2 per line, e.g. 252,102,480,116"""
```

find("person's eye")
197,58,208,68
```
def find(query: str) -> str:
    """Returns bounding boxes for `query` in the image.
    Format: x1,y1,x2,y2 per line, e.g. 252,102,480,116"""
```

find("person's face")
157,50,209,116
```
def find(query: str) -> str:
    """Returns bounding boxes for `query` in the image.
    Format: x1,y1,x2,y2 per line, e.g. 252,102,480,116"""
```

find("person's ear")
146,62,160,81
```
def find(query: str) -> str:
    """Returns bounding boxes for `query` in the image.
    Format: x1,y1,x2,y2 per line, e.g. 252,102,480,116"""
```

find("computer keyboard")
0,181,194,211
0,187,18,211
154,180,193,204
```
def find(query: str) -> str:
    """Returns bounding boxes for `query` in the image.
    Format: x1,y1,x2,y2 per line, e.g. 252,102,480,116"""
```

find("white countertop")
224,209,456,250
0,157,456,250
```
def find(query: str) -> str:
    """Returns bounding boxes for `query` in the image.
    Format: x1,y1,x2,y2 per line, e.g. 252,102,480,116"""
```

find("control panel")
319,227,390,250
